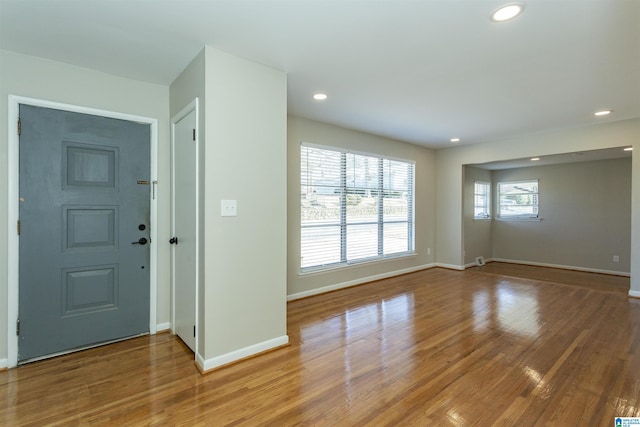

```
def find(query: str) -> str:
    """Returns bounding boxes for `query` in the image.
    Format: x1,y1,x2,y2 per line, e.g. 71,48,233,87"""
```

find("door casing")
7,95,159,368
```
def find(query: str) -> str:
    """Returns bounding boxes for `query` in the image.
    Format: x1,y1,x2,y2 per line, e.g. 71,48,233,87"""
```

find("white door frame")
170,98,199,358
7,95,159,368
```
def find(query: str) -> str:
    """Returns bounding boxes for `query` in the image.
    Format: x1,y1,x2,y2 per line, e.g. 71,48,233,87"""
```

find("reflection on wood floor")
1,265,638,426
470,261,630,294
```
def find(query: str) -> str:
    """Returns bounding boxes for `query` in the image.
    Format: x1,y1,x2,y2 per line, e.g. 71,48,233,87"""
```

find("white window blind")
301,144,414,271
474,181,491,219
497,180,539,219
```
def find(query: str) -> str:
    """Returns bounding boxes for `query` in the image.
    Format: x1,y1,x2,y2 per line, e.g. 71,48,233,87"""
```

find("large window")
474,181,491,219
497,180,539,219
300,144,415,271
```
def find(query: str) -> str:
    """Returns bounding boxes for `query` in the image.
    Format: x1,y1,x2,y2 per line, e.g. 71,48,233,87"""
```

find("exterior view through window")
497,180,539,219
474,181,491,219
300,144,414,271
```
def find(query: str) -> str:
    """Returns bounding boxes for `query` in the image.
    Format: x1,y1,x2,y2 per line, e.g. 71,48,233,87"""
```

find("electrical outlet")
427,247,431,255
613,255,620,263
221,199,237,217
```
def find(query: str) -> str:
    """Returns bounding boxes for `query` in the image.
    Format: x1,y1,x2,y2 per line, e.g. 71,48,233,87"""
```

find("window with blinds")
301,143,415,271
474,181,491,219
497,180,539,219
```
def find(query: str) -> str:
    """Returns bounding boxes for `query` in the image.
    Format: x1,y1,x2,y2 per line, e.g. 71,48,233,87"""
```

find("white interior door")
171,106,198,352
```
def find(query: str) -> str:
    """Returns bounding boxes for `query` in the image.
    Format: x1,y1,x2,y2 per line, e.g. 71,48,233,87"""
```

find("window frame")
300,143,415,273
473,181,491,220
496,179,539,220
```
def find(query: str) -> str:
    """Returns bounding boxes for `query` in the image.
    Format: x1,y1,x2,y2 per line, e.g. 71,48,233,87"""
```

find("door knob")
132,237,148,245
169,237,179,245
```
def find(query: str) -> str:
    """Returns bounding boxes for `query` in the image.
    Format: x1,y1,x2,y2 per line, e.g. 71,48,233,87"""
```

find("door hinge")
17,117,21,136
16,319,20,336
193,325,196,337
192,129,196,141
17,219,21,236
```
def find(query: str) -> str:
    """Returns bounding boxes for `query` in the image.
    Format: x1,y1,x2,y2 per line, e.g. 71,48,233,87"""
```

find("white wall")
170,49,206,358
199,47,288,368
2,46,288,371
437,118,640,295
0,49,171,366
287,116,437,299
3,47,638,369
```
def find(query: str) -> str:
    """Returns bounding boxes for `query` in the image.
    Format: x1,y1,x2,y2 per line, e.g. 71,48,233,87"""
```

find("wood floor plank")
1,266,638,425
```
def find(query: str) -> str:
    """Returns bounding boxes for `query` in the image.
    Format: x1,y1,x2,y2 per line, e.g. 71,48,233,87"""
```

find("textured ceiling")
1,0,639,148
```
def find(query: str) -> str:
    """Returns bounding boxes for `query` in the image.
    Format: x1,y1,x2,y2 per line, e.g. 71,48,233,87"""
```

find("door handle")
169,237,178,245
132,237,148,245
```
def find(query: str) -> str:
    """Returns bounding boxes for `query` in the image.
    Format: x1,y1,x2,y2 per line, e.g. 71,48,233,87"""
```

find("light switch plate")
221,199,237,217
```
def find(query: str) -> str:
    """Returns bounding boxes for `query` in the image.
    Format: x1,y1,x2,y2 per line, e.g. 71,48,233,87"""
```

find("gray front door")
18,105,150,363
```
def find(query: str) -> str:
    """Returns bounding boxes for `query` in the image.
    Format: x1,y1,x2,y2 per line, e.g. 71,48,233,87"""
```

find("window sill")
495,217,541,222
299,251,417,277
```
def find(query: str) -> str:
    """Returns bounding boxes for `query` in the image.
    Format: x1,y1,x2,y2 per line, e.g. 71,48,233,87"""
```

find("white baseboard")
156,322,171,332
435,263,465,271
629,290,640,298
287,263,435,301
491,258,630,277
196,335,289,373
0,358,7,370
463,258,495,269
196,352,206,371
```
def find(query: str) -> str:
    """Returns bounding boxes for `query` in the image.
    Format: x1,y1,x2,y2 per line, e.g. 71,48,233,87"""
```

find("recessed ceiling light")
490,2,525,22
530,157,540,161
313,93,327,101
624,147,633,151
594,110,613,116
450,138,461,143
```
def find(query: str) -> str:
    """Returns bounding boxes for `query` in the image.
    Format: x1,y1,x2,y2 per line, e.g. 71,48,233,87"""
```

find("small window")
474,181,491,219
497,180,539,219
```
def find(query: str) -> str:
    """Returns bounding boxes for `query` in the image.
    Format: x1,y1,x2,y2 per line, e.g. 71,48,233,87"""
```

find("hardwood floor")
1,266,638,426
469,261,631,295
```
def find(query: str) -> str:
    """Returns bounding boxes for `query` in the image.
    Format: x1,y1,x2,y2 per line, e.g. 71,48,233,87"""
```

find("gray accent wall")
437,119,640,296
463,166,492,266
492,158,631,273
463,158,632,273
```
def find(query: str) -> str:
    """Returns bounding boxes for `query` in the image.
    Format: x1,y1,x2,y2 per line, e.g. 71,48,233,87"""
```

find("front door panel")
18,105,150,362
